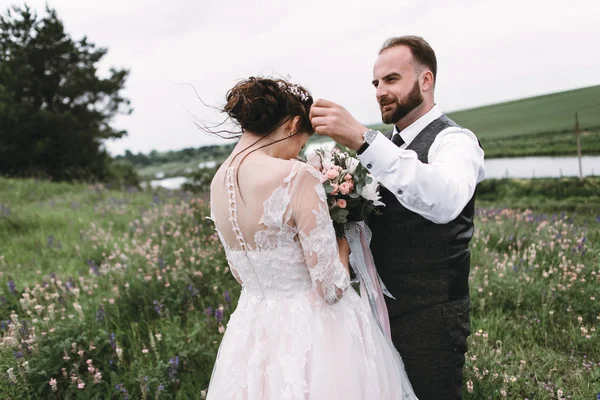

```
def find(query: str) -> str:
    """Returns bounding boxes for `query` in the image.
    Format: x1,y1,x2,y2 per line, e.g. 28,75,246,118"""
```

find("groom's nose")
376,85,389,103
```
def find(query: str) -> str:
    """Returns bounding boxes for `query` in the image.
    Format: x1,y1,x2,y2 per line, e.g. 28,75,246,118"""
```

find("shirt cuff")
357,131,419,196
358,131,401,174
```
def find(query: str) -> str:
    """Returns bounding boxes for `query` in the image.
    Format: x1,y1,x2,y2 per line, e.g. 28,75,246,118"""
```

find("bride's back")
210,155,301,252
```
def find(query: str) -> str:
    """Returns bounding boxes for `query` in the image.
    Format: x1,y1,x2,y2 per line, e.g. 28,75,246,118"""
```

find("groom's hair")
380,36,437,84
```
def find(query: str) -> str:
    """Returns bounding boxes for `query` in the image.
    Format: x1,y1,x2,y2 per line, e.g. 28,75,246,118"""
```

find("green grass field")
1,177,599,398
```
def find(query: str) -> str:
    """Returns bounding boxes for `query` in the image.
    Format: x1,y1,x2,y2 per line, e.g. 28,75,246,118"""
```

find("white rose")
306,151,322,170
361,178,385,206
346,157,360,174
321,151,334,170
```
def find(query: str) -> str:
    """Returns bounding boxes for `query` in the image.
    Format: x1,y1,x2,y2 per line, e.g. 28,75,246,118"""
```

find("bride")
207,76,417,399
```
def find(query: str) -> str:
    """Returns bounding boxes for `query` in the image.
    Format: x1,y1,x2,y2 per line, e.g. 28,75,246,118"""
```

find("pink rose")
337,199,347,208
326,168,339,180
331,183,339,195
339,182,351,195
344,174,353,181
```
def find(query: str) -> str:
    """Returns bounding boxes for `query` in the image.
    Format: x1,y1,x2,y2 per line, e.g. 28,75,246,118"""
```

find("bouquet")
305,145,393,339
305,145,384,237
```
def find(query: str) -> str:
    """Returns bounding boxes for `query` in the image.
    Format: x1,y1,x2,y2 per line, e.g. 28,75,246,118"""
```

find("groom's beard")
379,80,424,124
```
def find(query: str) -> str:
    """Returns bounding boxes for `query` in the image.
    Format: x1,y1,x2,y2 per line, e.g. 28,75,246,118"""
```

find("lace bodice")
210,161,350,304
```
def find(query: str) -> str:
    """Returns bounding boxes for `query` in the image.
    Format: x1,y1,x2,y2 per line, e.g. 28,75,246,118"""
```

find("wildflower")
153,300,164,316
215,306,224,323
96,307,105,322
467,380,473,393
49,378,58,391
7,367,17,383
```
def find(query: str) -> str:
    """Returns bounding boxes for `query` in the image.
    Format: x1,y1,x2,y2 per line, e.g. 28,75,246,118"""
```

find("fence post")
575,112,583,180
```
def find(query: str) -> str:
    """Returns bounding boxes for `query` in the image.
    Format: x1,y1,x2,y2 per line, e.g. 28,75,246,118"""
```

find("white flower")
346,157,360,174
7,368,17,383
306,151,322,170
321,151,334,170
360,178,385,206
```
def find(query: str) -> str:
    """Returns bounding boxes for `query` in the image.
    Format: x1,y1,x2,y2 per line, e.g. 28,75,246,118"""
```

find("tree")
0,4,132,181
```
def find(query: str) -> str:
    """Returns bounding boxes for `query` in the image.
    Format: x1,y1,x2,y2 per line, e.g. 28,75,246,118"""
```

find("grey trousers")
390,297,471,400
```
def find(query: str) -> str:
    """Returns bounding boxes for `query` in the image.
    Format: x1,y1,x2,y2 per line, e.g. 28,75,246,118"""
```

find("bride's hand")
337,236,351,276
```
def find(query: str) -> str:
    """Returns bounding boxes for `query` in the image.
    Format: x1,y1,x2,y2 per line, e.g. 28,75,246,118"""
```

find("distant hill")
367,85,600,157
369,85,600,138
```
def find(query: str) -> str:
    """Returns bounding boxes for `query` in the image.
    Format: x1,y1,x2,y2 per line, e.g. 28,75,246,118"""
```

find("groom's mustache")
379,96,397,107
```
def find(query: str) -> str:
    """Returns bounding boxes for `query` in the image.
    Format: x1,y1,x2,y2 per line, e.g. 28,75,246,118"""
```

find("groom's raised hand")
309,99,368,151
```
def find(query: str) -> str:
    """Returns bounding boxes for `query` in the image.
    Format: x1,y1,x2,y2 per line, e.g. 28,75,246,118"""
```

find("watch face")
366,130,377,143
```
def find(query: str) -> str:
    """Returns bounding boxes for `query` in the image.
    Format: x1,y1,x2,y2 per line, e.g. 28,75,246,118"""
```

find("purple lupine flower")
214,308,223,323
204,307,213,319
8,280,16,294
0,204,10,216
158,384,165,392
168,356,180,381
153,300,164,316
87,260,101,276
13,351,23,359
109,332,116,351
224,290,231,305
96,307,105,322
19,320,29,336
188,284,199,297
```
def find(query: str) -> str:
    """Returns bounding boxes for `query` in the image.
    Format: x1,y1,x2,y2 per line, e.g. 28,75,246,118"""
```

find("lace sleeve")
291,163,350,304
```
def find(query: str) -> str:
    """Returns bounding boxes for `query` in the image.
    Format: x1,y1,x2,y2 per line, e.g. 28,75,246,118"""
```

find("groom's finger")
309,105,330,119
312,98,337,108
310,116,328,129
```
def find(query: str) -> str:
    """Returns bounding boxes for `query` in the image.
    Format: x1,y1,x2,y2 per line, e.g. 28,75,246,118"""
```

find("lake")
148,155,600,190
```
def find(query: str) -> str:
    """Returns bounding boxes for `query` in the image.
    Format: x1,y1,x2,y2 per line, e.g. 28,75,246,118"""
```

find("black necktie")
392,134,405,147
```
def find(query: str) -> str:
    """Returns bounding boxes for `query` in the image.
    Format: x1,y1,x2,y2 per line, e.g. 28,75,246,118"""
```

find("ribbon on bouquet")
344,221,395,341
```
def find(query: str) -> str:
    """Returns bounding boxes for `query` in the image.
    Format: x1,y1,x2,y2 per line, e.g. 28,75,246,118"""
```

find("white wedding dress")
207,160,417,400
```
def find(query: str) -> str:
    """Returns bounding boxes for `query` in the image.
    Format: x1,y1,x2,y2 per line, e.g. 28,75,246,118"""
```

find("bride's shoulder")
284,159,323,182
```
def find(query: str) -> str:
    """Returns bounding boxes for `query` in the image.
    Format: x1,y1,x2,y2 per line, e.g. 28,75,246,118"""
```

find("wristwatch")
357,129,378,155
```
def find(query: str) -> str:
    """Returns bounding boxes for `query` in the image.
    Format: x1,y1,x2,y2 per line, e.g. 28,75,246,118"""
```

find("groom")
310,36,485,399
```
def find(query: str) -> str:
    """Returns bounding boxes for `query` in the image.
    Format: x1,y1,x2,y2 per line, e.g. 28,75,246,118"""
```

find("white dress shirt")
358,104,486,224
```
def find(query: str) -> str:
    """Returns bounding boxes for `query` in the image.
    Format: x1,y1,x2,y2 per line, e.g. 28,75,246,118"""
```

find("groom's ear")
420,70,435,93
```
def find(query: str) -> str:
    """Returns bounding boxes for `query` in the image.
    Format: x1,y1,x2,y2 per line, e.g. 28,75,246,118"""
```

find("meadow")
0,176,599,399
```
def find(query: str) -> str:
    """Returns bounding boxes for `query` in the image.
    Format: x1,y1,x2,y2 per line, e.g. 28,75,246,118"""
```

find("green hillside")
368,85,600,158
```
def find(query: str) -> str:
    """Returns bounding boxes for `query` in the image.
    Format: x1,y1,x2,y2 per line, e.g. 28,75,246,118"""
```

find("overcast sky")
2,0,599,155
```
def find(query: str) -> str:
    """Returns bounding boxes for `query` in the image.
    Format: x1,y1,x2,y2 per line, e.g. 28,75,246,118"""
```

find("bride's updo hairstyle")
223,77,314,136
